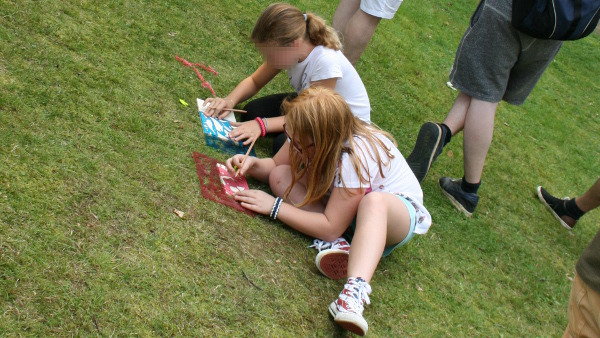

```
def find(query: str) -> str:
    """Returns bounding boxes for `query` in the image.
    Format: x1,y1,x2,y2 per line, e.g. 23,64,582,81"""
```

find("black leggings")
242,93,296,155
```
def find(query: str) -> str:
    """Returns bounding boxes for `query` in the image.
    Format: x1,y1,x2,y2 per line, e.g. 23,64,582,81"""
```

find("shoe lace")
309,239,331,251
309,237,348,252
339,279,371,313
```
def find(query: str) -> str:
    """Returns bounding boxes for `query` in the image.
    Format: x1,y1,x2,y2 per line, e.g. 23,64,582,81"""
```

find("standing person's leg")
436,1,560,216
462,98,498,184
334,0,402,65
442,92,471,135
575,178,600,213
439,97,497,217
538,178,600,230
407,92,470,183
339,10,381,65
563,272,600,338
333,0,361,34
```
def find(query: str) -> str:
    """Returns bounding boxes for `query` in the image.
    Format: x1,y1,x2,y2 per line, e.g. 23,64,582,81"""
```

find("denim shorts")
343,193,417,257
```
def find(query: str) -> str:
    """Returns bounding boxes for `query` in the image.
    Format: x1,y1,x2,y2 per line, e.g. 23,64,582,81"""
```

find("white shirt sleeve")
309,50,343,83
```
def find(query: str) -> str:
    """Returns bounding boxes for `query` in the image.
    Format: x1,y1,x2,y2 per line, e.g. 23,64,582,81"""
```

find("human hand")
204,97,235,119
225,154,255,176
229,120,262,146
234,189,276,216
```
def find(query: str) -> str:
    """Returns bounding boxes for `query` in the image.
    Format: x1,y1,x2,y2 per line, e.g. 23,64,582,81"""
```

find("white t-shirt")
334,133,432,234
287,46,371,122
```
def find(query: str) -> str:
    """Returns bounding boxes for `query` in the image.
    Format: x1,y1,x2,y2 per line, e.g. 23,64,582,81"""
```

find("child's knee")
358,192,387,213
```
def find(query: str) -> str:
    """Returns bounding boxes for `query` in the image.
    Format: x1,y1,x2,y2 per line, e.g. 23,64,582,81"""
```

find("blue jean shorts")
343,193,417,257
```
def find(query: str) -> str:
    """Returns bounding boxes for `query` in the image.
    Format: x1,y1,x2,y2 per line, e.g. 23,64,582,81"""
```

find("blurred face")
255,42,300,69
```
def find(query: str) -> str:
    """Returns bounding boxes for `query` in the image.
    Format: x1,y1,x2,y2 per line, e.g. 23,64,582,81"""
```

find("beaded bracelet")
270,197,283,220
274,197,283,220
273,198,282,220
255,117,266,137
269,197,279,219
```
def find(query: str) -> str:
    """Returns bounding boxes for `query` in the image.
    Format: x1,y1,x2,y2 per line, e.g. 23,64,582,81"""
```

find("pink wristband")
255,117,266,137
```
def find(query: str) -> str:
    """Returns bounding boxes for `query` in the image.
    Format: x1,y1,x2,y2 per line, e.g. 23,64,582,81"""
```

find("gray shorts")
448,0,563,105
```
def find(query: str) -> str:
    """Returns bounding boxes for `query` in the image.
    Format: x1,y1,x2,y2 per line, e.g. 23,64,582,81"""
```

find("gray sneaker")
439,177,479,217
406,122,446,182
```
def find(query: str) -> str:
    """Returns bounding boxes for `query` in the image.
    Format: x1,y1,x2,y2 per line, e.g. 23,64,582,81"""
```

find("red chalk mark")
191,62,218,76
175,55,217,97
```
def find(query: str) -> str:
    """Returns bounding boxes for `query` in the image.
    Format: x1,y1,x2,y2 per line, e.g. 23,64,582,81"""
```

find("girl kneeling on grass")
225,87,431,336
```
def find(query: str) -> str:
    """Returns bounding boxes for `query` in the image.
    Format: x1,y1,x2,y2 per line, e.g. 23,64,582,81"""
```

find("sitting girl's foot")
310,238,350,279
329,277,371,336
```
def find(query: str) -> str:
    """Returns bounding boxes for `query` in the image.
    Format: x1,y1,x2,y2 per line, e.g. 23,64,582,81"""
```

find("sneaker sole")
334,312,368,336
328,301,338,319
440,182,473,217
316,250,348,280
406,122,442,183
536,186,573,230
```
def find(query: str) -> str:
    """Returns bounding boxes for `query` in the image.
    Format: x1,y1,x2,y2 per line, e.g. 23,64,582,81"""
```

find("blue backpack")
512,0,600,40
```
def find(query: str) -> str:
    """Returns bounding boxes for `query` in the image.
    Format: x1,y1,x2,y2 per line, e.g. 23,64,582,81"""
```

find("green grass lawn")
1,0,599,336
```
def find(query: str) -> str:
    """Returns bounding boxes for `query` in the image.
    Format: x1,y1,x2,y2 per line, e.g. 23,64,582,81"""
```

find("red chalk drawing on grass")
175,55,217,97
192,151,256,217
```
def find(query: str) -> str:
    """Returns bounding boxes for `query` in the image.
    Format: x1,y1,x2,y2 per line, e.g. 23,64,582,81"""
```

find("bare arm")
205,63,280,118
277,187,363,241
234,186,364,242
228,63,280,104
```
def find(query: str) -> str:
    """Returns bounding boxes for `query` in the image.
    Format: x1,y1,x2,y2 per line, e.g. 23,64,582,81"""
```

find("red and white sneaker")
310,238,350,279
329,277,372,336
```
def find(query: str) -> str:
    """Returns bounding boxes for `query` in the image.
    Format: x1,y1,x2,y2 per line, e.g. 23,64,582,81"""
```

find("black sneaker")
536,186,577,230
439,177,479,217
406,122,447,183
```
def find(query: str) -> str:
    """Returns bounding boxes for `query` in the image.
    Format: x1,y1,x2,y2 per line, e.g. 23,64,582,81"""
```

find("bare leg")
340,10,381,65
333,0,361,33
462,98,498,184
405,92,472,182
442,92,471,135
346,193,411,282
575,178,600,212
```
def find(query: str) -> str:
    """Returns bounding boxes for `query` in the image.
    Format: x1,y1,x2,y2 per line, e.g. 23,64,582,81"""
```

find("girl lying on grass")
224,87,431,336
204,2,370,155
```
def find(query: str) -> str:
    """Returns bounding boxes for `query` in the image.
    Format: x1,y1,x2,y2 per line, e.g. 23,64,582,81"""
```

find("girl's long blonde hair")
282,87,396,207
251,3,341,50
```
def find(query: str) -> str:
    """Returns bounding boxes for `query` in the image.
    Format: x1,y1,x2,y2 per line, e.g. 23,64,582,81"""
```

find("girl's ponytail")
305,13,341,51
251,3,341,51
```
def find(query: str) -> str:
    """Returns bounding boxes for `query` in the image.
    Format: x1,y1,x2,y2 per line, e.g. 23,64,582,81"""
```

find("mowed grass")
1,0,599,336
